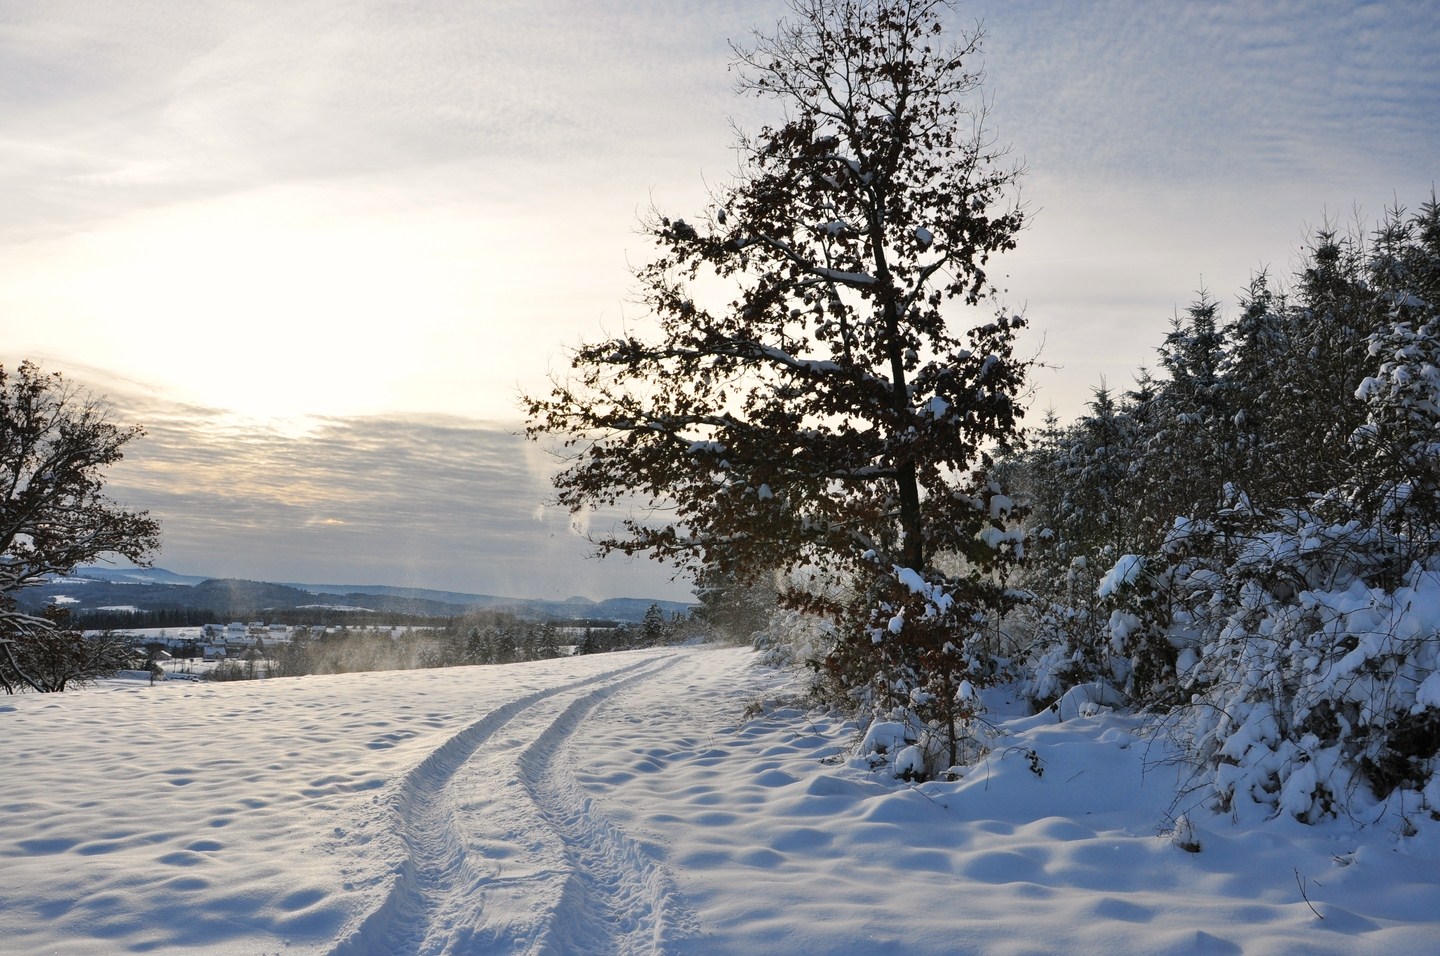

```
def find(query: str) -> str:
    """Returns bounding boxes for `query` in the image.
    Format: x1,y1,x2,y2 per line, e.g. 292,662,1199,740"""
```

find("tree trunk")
874,234,925,572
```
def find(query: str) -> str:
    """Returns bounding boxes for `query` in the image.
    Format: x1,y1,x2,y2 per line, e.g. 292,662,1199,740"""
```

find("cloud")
0,0,785,422
982,0,1440,191
4,0,1438,495
77,379,693,602
971,0,1440,417
0,0,774,243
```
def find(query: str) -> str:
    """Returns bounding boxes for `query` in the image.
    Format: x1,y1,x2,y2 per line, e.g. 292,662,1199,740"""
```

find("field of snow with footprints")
2,644,1437,954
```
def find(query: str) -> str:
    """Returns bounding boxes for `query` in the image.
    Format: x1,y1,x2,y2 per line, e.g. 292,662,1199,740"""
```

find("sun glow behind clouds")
5,186,482,421
3,0,1437,602
1,0,753,431
0,169,659,426
2,179,641,426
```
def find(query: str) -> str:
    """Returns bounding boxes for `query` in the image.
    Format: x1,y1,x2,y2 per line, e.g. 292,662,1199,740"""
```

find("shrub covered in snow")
1171,509,1440,822
1004,197,1440,823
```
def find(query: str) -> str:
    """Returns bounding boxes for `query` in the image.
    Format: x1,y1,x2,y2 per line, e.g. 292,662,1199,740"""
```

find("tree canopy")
527,0,1029,771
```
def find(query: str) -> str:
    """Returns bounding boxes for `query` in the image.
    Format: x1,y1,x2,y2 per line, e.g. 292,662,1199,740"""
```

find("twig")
1295,868,1323,919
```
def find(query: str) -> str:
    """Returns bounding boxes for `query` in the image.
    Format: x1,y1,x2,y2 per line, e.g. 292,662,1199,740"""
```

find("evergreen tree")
640,603,667,647
534,623,563,660
692,563,779,643
1137,294,1231,534
1352,197,1440,561
1003,196,1440,819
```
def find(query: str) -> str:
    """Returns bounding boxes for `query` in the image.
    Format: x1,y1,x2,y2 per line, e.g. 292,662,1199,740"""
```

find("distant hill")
60,566,213,587
25,567,693,624
287,581,690,623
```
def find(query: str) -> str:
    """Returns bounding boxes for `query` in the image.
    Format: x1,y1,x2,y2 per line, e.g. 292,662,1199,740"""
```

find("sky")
2,0,1438,600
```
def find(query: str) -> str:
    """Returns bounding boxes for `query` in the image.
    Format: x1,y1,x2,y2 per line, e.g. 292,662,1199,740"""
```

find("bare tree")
0,610,135,694
0,361,161,692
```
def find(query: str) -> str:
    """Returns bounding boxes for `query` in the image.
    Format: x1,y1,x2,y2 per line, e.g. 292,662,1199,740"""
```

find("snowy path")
330,653,693,955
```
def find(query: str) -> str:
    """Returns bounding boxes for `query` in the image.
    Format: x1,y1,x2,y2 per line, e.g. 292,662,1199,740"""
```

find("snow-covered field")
2,645,1436,955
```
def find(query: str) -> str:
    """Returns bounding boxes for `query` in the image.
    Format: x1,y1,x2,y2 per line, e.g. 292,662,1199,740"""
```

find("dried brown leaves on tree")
527,0,1030,769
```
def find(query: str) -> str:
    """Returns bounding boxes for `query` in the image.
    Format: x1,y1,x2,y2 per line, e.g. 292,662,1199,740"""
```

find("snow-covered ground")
1,645,1436,954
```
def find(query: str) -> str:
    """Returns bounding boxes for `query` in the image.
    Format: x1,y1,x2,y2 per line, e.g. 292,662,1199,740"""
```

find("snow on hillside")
1,646,1436,954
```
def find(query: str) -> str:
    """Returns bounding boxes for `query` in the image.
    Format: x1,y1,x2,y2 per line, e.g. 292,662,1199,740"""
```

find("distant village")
98,610,677,682
198,621,318,660
107,621,435,668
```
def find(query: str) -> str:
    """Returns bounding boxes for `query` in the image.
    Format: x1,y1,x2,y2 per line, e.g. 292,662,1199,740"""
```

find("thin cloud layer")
0,0,769,241
983,0,1440,189
978,0,1440,405
97,385,692,601
5,1,1434,425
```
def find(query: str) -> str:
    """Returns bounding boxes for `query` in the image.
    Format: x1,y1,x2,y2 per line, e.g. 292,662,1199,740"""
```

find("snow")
1417,671,1440,710
978,525,1024,552
1098,553,1146,598
1,645,1437,954
893,565,955,617
813,266,876,285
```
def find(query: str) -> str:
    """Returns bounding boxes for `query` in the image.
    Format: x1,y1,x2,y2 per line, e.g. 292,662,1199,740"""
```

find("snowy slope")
1,646,1436,954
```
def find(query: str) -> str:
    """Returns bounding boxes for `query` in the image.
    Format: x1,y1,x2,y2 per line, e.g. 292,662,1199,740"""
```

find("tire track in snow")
519,655,697,955
329,654,689,955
